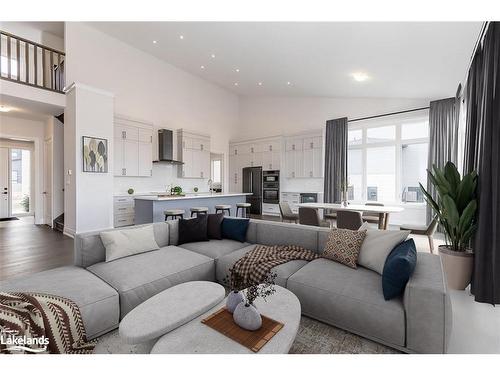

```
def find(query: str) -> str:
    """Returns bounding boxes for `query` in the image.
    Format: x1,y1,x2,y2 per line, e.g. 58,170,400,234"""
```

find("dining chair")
400,215,439,253
299,207,322,227
336,210,363,230
279,202,299,223
362,202,384,224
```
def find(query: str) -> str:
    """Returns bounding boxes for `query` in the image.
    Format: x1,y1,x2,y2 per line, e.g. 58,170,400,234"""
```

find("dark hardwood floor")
0,217,74,281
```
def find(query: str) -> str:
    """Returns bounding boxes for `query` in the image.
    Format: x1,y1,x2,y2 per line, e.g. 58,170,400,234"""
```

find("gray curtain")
427,98,460,223
324,117,348,203
465,22,500,304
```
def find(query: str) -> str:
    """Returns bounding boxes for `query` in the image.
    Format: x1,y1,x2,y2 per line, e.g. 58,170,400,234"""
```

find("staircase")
53,213,64,233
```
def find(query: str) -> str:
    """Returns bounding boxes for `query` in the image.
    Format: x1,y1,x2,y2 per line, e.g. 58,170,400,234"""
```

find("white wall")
0,114,45,223
65,22,239,196
64,84,114,235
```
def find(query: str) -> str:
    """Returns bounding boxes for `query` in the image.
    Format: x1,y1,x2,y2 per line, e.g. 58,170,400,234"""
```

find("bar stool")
190,207,209,217
215,204,232,216
164,209,184,221
236,203,251,218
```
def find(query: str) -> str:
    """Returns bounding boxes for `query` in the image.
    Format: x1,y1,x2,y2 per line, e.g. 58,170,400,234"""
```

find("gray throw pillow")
357,224,410,274
100,225,160,262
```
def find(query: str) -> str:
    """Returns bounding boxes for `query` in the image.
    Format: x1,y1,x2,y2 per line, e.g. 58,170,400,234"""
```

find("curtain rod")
348,106,430,123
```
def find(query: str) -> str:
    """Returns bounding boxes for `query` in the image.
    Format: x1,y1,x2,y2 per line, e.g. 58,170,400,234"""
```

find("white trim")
63,82,115,97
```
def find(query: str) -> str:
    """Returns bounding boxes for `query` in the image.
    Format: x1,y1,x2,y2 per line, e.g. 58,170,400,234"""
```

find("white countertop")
134,193,252,201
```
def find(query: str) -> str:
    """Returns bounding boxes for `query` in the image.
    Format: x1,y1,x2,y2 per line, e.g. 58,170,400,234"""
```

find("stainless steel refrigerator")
242,167,262,215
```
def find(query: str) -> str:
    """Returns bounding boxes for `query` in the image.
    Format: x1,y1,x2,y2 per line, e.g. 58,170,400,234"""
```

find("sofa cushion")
383,239,417,300
255,221,319,251
87,246,214,318
322,228,367,269
74,222,169,268
178,215,209,245
222,217,250,242
0,266,119,340
179,239,250,260
207,213,224,239
216,244,309,287
287,258,406,347
101,224,160,262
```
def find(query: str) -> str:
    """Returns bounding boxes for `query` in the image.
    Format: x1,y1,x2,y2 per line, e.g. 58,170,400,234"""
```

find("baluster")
16,39,20,81
34,45,38,86
42,47,47,87
25,41,29,84
7,35,11,79
49,50,53,89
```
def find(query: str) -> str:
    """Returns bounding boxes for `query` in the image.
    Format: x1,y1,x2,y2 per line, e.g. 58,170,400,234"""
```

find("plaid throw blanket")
0,292,96,354
230,244,319,288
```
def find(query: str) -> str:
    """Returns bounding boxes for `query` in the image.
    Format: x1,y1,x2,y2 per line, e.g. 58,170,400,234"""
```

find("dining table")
296,202,404,230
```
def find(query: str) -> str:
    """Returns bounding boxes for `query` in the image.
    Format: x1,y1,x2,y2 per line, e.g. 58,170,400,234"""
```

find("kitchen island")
134,193,252,224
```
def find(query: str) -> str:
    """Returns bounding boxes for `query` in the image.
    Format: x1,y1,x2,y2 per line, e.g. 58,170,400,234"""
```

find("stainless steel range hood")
156,129,183,164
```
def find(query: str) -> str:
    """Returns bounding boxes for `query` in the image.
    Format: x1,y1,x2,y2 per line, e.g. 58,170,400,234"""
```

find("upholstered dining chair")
336,210,364,230
298,207,322,227
279,202,299,223
400,215,439,253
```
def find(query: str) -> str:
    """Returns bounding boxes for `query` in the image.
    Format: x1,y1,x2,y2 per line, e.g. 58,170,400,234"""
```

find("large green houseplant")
419,161,477,289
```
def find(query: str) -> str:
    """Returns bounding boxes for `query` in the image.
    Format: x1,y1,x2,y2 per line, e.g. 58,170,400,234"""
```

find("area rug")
93,316,400,354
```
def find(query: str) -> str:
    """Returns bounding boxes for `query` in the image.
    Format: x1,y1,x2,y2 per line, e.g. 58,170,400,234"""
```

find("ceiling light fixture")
287,81,291,85
211,53,216,59
179,35,184,40
200,65,205,69
152,40,157,44
234,82,239,86
351,72,370,82
0,105,11,113
235,68,240,73
258,82,263,86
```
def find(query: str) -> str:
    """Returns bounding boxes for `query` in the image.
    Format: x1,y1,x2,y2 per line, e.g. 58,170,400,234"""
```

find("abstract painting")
83,136,108,173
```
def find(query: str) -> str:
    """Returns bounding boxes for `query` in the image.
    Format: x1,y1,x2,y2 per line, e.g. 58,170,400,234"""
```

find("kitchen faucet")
208,179,213,194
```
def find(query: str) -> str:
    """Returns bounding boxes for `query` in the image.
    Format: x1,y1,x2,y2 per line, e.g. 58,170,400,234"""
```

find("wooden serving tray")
201,307,284,353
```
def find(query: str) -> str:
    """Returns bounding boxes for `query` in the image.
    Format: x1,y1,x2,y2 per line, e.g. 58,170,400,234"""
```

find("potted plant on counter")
420,161,477,290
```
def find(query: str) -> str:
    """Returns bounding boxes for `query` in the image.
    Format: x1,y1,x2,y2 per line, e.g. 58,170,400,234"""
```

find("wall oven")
262,170,280,204
300,193,319,203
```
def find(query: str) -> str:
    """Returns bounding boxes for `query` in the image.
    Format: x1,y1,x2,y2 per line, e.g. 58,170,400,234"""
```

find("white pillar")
64,82,114,235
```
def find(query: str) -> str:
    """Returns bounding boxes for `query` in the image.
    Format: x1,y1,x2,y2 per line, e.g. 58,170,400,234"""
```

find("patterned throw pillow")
322,228,367,268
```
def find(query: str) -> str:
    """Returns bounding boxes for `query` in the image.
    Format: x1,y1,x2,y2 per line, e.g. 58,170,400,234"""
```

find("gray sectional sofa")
0,219,452,353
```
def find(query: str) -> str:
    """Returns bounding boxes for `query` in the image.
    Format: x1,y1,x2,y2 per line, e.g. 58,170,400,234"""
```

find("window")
211,159,221,183
11,149,31,214
347,113,429,204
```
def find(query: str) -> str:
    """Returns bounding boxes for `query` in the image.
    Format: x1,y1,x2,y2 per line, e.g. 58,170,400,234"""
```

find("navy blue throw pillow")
382,239,417,300
222,217,250,242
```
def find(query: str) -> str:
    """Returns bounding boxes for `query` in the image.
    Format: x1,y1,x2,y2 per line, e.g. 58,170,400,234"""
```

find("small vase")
233,302,262,331
226,290,245,313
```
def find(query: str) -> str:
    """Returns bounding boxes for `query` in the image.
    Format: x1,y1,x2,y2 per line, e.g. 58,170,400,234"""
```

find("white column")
64,82,114,235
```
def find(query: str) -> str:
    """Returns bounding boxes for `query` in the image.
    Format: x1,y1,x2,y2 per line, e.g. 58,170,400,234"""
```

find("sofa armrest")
403,253,452,353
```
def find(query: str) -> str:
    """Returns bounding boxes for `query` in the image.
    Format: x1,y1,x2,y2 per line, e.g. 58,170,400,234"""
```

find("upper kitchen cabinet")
177,130,211,179
114,116,153,177
285,131,323,178
229,137,282,172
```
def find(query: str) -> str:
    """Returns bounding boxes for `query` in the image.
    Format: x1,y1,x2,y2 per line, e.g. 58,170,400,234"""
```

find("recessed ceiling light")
234,82,239,86
287,81,291,85
258,82,263,86
235,68,240,73
200,65,205,70
152,40,157,44
179,35,184,40
0,106,11,112
211,54,216,59
351,72,370,82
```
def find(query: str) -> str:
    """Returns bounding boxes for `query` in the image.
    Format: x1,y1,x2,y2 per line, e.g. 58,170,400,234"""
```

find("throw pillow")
382,239,417,300
207,213,224,240
178,215,209,245
357,228,410,274
101,225,160,262
322,228,367,269
222,217,250,242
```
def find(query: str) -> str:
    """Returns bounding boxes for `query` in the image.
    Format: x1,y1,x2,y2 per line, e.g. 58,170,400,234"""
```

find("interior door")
44,140,53,225
0,147,9,218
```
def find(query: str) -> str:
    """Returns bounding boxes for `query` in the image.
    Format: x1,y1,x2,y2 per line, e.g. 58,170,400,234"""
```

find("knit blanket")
0,292,96,354
229,244,319,289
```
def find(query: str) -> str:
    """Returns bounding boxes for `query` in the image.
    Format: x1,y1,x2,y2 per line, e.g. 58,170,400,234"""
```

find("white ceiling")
96,23,480,98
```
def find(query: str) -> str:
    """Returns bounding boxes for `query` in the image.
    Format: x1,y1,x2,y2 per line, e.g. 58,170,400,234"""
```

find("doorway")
0,145,33,219
210,153,223,193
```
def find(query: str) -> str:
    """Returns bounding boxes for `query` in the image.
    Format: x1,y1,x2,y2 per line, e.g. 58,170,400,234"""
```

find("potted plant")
419,161,477,290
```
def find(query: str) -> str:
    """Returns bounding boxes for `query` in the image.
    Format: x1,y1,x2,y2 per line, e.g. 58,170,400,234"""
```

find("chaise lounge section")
0,219,452,353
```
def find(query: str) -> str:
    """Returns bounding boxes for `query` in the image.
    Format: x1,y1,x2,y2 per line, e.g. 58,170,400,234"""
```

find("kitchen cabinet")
228,154,243,192
114,117,153,177
284,132,323,178
303,136,323,178
178,130,211,178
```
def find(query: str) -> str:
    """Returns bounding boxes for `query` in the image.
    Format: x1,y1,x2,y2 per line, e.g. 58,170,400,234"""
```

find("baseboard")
63,227,75,238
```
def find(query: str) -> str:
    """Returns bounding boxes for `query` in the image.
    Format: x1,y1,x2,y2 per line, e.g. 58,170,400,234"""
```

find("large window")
347,113,429,204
